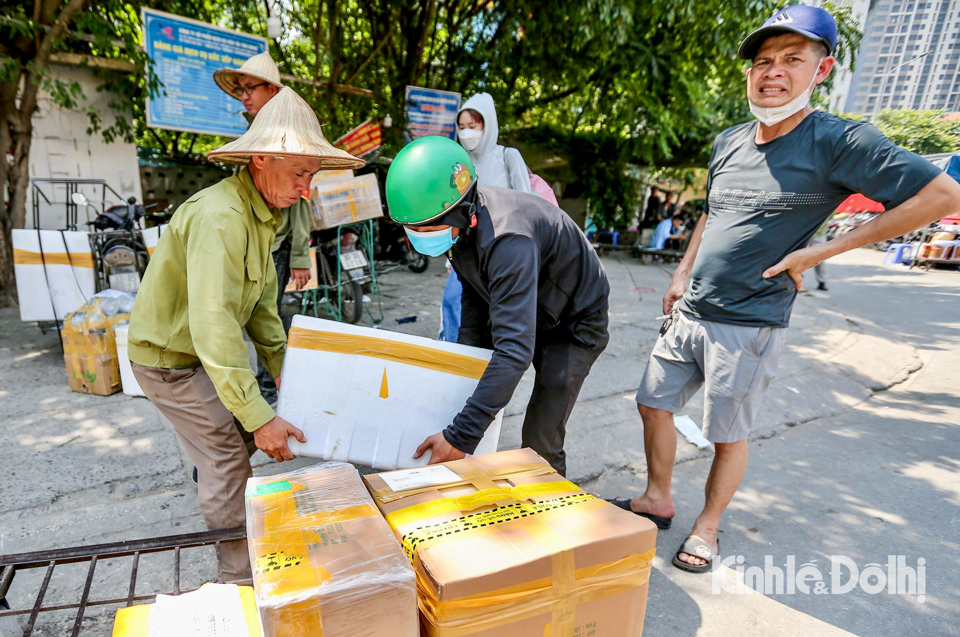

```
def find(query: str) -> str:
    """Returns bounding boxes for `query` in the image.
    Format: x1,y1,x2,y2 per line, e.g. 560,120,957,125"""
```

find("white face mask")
458,128,482,151
748,58,823,127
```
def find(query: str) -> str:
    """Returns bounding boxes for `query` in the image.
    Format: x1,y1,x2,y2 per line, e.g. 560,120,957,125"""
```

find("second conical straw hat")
213,51,283,98
207,87,365,169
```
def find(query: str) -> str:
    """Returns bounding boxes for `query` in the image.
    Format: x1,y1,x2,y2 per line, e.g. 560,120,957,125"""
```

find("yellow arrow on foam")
380,367,389,399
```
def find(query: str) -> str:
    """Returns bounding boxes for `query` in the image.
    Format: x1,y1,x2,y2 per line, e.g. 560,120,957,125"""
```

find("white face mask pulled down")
748,58,823,127
458,128,482,151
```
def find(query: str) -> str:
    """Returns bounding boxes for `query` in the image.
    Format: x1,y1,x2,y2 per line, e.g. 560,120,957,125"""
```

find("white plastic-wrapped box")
278,315,504,469
245,462,418,637
13,229,95,321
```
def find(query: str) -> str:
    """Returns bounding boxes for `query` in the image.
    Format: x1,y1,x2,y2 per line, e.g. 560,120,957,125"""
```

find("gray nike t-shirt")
679,111,942,328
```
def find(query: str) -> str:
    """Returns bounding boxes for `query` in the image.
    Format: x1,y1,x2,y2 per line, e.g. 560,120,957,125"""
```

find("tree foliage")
874,109,960,156
0,0,159,305
1,0,864,303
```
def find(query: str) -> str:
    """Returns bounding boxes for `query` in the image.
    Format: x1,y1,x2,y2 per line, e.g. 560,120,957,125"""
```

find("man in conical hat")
128,87,364,581
215,52,312,406
213,51,283,118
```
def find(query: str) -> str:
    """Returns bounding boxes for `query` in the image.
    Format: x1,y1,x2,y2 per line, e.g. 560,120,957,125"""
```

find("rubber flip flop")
605,497,673,530
672,535,719,574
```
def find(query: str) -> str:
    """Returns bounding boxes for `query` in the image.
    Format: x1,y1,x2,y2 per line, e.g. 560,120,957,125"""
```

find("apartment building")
844,0,960,116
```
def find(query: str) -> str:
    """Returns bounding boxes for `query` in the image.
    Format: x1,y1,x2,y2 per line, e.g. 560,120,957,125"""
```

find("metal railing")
0,527,248,637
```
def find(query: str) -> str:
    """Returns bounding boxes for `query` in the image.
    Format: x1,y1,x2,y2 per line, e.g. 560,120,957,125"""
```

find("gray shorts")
635,311,785,443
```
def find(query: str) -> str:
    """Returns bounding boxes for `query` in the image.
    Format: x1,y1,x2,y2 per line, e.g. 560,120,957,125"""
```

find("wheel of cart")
0,527,247,636
299,220,385,325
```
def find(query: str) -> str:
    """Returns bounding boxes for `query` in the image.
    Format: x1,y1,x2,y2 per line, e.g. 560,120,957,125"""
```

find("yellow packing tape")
14,248,93,268
112,585,262,637
400,493,594,562
386,479,584,533
288,327,489,380
420,549,656,637
385,477,655,636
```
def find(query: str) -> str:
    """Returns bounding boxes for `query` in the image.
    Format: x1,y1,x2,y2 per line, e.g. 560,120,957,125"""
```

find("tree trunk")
0,209,14,307
0,76,22,307
0,0,89,307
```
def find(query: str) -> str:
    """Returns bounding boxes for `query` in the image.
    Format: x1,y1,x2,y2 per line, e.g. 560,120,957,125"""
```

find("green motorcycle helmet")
386,136,478,226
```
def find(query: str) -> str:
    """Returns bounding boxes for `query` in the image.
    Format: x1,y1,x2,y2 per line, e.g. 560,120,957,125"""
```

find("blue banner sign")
405,86,462,141
142,9,267,138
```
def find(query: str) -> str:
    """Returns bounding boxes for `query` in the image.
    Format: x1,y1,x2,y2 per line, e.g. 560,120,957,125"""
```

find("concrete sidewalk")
0,248,956,635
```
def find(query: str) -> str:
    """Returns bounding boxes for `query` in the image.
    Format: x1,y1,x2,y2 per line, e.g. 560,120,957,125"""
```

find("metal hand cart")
297,219,386,324
0,527,247,637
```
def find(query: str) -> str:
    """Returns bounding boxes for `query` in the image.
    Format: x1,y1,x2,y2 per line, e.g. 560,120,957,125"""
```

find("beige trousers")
131,362,257,581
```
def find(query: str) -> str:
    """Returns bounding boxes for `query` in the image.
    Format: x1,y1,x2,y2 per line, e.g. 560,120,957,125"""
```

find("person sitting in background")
661,192,679,221
651,214,687,250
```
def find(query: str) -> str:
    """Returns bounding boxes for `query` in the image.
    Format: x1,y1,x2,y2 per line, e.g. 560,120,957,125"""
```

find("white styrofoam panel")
115,324,145,397
279,315,503,470
13,230,55,322
142,226,161,257
62,231,95,300
13,229,93,322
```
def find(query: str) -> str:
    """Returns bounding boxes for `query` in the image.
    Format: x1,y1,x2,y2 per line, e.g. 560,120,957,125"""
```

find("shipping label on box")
363,449,657,637
310,172,383,230
278,315,504,469
246,462,417,637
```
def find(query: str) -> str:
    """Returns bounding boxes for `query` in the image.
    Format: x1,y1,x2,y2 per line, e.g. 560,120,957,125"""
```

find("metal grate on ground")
0,527,248,637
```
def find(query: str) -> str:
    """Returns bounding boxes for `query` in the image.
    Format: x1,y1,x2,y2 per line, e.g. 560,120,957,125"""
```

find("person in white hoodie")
440,93,533,342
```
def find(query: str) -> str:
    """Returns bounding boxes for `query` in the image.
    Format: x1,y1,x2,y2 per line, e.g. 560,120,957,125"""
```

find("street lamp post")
872,49,935,120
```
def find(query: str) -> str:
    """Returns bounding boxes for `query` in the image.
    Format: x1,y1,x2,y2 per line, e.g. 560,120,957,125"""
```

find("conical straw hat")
207,87,366,169
214,51,283,98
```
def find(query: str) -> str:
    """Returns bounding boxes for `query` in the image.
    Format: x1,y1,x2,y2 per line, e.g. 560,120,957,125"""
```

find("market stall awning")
836,193,885,214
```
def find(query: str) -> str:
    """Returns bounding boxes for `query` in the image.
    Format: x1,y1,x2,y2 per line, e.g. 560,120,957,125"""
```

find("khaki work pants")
131,362,257,581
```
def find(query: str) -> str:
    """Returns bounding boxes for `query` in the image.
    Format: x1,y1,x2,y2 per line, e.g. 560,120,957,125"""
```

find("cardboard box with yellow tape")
363,449,657,637
61,290,135,396
309,172,383,230
245,462,418,637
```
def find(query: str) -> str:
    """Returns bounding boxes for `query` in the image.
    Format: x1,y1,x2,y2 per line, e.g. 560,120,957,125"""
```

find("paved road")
0,247,956,635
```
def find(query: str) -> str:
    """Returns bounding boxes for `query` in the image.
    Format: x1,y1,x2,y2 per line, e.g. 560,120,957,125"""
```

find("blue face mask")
404,227,458,257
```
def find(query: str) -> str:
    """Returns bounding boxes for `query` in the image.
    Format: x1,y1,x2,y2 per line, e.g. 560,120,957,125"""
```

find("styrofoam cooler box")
114,324,145,397
278,315,503,469
13,229,95,321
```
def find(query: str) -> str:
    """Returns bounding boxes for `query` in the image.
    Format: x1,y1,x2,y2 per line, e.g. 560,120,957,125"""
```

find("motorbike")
313,225,366,324
72,193,155,294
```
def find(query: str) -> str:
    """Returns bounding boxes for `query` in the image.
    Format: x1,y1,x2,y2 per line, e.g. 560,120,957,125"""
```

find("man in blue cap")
609,5,960,573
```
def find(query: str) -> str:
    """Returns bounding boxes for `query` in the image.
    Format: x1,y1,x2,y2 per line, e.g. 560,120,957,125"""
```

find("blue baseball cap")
738,5,838,60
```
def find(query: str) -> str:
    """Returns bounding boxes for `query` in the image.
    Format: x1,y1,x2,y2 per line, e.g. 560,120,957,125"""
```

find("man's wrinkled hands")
414,432,467,465
254,415,305,462
763,246,824,291
290,268,311,289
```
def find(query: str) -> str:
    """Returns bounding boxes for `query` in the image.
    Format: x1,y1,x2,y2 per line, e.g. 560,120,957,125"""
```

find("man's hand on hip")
414,432,467,465
290,268,311,289
763,244,825,291
254,415,305,462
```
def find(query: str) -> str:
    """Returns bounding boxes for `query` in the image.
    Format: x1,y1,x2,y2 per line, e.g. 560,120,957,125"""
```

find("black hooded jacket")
444,186,610,453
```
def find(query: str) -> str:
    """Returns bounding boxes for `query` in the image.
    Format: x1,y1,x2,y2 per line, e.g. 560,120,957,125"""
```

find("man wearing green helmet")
386,136,609,475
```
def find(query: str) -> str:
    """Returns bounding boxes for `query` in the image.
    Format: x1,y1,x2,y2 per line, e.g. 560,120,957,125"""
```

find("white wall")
28,64,142,230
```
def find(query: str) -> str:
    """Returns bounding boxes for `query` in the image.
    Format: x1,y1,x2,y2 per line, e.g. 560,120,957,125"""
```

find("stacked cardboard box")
363,449,657,636
245,462,418,637
61,294,130,396
309,172,383,230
